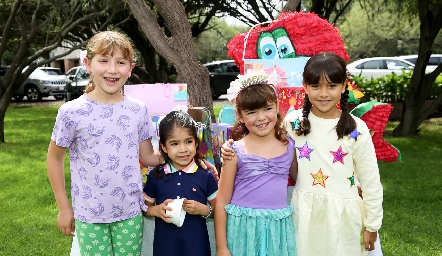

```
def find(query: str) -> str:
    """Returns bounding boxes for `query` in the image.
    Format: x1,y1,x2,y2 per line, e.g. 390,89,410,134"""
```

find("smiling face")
238,102,278,138
84,47,134,102
303,75,346,119
160,126,198,170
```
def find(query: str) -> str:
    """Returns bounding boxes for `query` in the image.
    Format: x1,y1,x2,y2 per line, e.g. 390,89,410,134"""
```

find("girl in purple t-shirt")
215,71,298,256
47,31,164,255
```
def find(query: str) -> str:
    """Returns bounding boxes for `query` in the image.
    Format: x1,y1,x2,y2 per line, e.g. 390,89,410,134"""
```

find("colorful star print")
347,172,355,188
330,146,348,164
310,169,329,188
290,118,300,130
296,141,314,160
349,128,361,141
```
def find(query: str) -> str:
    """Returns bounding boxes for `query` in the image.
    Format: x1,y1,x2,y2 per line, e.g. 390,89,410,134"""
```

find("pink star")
330,146,348,164
296,141,314,160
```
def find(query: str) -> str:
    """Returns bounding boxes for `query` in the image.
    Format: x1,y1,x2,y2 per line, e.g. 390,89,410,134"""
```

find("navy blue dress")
144,162,218,256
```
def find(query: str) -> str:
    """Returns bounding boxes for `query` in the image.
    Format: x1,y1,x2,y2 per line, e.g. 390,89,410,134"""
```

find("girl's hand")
357,184,363,199
182,199,207,216
57,207,75,236
363,230,377,251
217,247,232,256
200,160,219,181
153,199,174,223
221,139,235,163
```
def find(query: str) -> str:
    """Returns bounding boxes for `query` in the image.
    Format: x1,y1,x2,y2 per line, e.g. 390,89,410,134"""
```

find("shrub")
349,71,441,103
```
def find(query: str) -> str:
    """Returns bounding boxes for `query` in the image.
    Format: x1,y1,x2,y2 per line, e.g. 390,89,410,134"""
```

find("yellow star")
310,169,329,188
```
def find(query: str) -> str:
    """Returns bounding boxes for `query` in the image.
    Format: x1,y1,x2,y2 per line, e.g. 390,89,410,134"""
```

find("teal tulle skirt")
225,204,297,256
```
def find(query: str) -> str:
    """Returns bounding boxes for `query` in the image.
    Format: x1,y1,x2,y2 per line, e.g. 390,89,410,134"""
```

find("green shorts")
75,214,143,256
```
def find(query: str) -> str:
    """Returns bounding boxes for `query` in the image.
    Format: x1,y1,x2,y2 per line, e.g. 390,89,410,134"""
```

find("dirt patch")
10,99,64,108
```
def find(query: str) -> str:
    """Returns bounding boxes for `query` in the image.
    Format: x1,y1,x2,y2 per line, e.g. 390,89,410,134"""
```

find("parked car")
13,66,66,101
398,54,442,72
347,57,416,80
65,66,90,102
204,60,240,99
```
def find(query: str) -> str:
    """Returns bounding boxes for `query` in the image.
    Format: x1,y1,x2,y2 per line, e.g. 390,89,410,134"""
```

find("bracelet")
202,203,212,219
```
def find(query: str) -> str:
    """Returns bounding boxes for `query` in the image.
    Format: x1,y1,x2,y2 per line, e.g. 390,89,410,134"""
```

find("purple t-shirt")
230,137,295,209
51,94,154,223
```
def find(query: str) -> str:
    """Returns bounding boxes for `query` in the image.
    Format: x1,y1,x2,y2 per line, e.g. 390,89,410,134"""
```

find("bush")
350,71,441,103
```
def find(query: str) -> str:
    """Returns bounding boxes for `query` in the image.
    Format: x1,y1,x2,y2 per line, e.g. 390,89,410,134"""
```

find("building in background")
49,42,84,73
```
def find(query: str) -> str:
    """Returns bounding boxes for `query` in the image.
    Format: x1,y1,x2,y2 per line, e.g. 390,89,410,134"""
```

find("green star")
347,172,355,188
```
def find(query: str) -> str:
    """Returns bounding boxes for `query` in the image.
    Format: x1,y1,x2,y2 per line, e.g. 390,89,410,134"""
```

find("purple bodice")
230,138,295,209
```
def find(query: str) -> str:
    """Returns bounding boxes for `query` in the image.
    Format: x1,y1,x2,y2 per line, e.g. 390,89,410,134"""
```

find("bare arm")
47,140,74,236
214,153,237,256
182,198,216,218
144,199,173,223
139,139,163,167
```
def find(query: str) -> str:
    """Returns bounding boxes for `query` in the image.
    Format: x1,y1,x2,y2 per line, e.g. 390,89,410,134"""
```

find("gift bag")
217,104,236,124
276,87,305,116
196,123,214,165
211,123,234,171
189,107,214,165
123,83,188,116
188,107,210,123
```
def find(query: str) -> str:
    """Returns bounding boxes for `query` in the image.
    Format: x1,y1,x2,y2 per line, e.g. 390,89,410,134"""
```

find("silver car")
13,67,66,101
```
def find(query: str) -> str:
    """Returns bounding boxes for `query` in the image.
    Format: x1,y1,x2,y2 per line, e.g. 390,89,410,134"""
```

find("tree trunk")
0,85,14,143
282,0,301,12
124,0,214,118
393,0,442,136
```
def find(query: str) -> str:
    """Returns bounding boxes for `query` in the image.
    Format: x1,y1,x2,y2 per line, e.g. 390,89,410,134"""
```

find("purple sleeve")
139,104,155,142
51,106,75,147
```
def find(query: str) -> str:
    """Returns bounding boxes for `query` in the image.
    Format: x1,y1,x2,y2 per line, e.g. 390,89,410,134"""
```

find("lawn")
0,104,441,255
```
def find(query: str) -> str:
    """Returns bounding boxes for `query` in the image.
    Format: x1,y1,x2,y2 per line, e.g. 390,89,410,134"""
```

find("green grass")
1,104,441,255
377,119,442,255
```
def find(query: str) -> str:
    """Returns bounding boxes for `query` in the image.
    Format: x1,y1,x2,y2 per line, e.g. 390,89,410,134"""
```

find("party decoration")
351,101,401,162
227,69,279,102
227,12,350,75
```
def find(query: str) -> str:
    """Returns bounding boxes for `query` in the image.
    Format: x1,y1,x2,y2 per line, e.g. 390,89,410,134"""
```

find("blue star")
349,128,361,141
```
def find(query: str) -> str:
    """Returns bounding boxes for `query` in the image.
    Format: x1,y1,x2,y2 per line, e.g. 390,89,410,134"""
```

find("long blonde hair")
84,31,137,93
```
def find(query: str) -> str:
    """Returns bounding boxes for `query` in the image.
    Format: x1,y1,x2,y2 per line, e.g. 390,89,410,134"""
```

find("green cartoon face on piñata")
257,28,297,59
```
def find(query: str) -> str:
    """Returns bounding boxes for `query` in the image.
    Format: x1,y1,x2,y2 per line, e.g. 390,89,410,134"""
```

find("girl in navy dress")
143,111,218,256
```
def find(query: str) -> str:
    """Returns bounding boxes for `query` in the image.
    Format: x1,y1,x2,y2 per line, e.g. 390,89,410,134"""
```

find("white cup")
166,198,186,227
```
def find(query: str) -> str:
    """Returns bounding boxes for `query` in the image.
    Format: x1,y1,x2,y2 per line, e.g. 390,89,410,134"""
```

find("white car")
65,66,90,101
347,57,415,80
398,54,442,72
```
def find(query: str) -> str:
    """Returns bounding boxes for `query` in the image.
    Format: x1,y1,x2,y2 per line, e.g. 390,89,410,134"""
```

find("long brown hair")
230,83,287,143
84,31,137,93
296,52,356,139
